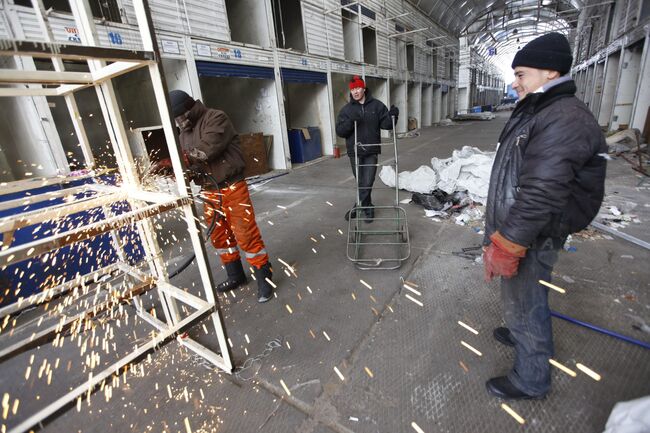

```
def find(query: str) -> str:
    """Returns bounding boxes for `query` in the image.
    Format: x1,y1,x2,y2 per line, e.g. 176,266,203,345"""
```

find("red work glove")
484,231,527,282
150,158,172,175
181,151,191,167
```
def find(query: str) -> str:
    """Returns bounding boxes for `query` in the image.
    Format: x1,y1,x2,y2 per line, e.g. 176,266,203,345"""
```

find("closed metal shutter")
196,61,275,80
280,68,327,84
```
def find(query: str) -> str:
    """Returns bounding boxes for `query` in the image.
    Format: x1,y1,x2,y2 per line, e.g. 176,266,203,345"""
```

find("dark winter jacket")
179,101,246,186
484,80,607,247
335,91,394,156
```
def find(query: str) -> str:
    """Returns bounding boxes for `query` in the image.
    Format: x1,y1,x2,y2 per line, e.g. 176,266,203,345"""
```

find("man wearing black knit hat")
483,33,607,400
162,90,275,304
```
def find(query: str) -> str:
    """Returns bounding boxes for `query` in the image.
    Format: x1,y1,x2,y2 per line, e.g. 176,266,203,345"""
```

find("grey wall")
200,76,285,168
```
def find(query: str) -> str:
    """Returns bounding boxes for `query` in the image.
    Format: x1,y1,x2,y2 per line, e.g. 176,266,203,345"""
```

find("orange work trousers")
202,180,268,268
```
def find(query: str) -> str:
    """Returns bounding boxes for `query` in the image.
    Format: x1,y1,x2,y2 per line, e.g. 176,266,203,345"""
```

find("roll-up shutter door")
196,61,275,80
280,68,327,84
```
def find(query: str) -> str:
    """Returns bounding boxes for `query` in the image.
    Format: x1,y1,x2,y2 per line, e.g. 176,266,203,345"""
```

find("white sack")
379,165,438,194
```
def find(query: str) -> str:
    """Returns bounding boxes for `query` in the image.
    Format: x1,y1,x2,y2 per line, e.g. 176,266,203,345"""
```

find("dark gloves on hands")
388,105,399,118
151,158,173,176
348,111,363,124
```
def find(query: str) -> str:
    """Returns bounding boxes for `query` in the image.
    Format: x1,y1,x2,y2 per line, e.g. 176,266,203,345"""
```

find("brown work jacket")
179,100,246,186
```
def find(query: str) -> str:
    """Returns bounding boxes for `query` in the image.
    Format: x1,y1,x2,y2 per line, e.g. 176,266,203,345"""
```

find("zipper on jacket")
515,134,527,147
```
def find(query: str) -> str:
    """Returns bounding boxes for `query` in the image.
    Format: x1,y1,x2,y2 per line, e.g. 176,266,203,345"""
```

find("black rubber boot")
254,262,274,303
344,209,357,221
216,260,247,293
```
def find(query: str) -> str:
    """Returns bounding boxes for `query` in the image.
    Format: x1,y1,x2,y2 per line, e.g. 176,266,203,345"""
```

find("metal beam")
91,60,152,84
8,303,219,433
0,69,93,84
0,197,191,268
0,39,154,62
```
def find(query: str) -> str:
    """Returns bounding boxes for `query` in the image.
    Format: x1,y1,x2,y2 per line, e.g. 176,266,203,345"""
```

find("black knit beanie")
511,32,573,74
169,90,195,117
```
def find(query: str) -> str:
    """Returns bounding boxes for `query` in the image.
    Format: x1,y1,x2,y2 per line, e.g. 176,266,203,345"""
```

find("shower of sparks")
411,421,425,433
460,341,482,357
364,366,374,378
277,258,295,275
312,248,317,254
360,279,372,290
333,366,345,381
326,201,333,206
576,363,601,381
538,280,566,294
280,379,291,396
403,284,421,296
285,304,293,314
184,417,192,433
457,321,479,335
405,294,423,307
338,229,343,234
323,331,331,341
501,404,525,424
549,359,577,377
276,205,286,209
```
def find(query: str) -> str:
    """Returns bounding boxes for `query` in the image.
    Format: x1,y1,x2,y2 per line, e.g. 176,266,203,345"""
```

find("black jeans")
501,243,560,396
349,154,378,208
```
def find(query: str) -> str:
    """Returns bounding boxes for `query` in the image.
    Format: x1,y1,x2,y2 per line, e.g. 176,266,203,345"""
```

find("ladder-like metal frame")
0,1,233,432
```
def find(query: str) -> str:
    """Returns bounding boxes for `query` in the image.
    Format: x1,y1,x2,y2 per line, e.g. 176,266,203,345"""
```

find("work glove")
388,105,399,119
348,111,363,124
150,158,173,176
483,231,527,282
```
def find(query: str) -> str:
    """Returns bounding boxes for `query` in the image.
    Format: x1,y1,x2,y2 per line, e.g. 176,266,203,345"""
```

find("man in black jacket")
483,33,607,400
336,76,398,221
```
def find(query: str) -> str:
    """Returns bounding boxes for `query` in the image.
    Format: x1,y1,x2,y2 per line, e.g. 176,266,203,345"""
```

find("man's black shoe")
486,376,546,400
493,327,515,347
344,209,357,221
364,207,375,223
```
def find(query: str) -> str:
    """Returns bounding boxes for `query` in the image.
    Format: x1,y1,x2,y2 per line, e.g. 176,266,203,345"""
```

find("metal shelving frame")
0,1,233,432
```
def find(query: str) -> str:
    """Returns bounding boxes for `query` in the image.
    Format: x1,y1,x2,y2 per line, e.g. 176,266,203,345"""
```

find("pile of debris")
596,203,642,230
380,146,495,228
606,128,649,176
453,112,496,121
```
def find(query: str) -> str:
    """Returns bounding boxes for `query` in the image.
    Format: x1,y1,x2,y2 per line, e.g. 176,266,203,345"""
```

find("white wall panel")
377,29,390,67
331,60,362,76
122,0,187,35
325,10,345,59
184,0,230,41
279,51,328,71
192,40,274,67
302,1,330,57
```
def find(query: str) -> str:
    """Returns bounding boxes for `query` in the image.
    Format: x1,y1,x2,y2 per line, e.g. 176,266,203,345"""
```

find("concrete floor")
2,113,649,432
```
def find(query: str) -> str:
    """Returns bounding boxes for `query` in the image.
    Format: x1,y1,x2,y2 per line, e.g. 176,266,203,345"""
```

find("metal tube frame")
346,117,410,270
0,1,235,431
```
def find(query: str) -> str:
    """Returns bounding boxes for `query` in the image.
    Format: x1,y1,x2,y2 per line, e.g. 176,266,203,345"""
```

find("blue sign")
488,47,497,56
108,32,123,45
